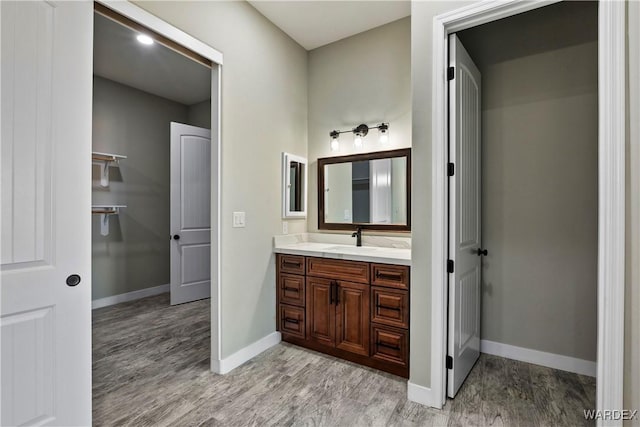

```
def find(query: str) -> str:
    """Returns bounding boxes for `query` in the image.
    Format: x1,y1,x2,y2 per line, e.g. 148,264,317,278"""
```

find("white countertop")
273,239,411,266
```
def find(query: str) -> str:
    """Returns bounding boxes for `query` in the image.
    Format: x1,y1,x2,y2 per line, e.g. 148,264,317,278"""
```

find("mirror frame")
282,152,308,218
318,148,411,232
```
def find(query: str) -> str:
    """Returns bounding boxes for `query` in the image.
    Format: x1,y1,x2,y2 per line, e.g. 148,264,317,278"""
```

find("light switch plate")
282,221,288,234
233,211,246,228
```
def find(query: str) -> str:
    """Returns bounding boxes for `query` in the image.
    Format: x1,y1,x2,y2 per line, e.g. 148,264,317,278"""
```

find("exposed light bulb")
378,123,389,144
137,34,154,45
330,131,340,152
354,135,363,148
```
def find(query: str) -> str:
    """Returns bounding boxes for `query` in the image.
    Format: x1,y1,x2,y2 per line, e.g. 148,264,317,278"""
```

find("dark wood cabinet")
306,277,335,347
276,253,409,378
335,281,370,356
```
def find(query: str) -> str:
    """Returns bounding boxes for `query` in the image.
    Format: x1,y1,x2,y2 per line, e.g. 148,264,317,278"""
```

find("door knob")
66,274,81,287
476,248,488,256
173,234,180,240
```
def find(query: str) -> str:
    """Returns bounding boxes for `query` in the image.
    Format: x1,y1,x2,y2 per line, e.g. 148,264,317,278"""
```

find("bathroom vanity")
274,240,410,378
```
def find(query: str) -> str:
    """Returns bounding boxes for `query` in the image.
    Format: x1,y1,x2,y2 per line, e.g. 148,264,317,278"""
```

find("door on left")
1,1,93,425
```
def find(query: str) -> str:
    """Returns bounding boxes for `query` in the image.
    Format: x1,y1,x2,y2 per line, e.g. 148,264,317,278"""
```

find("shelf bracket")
92,205,125,237
100,212,110,236
99,161,110,187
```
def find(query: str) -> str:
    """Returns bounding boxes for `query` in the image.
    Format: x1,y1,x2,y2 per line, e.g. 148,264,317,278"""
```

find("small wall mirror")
318,148,411,231
282,152,308,218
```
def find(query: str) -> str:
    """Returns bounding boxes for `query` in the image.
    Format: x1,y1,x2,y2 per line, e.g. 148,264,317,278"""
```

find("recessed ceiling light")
136,34,154,45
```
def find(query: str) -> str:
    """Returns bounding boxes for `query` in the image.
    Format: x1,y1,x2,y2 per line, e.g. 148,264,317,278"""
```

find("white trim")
596,0,626,418
94,0,224,377
407,382,438,408
480,340,597,378
212,332,281,375
91,284,170,310
96,1,223,65
426,0,625,419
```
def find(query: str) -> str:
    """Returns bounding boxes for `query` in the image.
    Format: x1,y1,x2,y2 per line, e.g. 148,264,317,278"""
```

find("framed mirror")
282,152,308,218
318,148,411,231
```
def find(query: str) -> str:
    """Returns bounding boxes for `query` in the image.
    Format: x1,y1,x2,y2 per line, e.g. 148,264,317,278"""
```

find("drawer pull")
377,342,400,351
283,261,302,268
376,270,403,280
377,304,401,312
283,317,300,324
283,286,299,292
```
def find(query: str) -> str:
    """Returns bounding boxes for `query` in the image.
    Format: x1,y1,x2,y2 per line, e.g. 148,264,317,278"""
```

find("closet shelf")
92,152,126,187
92,151,127,162
91,205,126,215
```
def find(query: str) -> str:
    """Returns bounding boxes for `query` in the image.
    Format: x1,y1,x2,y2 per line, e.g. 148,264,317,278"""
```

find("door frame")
96,1,224,372
428,0,625,420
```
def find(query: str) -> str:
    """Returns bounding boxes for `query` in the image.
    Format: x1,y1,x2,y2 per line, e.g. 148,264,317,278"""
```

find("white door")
170,122,212,305
1,1,92,425
447,34,483,398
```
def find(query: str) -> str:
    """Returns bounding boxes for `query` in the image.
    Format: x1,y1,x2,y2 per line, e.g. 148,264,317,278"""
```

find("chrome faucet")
351,227,362,247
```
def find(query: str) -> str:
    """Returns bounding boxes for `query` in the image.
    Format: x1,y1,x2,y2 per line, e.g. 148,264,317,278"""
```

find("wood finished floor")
93,293,596,426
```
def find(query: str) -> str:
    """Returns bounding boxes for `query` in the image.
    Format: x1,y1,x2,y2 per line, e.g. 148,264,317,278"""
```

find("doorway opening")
445,1,598,413
90,4,219,420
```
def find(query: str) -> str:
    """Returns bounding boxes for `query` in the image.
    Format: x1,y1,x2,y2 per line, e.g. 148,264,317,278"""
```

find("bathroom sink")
324,245,379,253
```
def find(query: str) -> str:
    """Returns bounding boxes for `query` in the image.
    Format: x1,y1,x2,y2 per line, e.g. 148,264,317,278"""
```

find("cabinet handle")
329,282,334,304
283,261,302,268
284,286,299,293
335,282,340,304
283,317,299,324
377,304,401,312
376,270,403,281
377,342,400,351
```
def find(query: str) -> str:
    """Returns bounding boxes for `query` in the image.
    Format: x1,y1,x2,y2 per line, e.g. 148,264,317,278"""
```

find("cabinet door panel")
306,277,335,347
335,281,370,356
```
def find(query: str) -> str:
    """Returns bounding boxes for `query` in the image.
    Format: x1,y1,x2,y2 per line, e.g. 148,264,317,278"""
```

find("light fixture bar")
328,122,390,151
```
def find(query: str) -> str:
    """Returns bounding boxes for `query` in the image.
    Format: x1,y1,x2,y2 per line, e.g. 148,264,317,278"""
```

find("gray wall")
307,17,411,233
459,1,598,361
187,99,211,129
92,76,188,300
134,1,309,359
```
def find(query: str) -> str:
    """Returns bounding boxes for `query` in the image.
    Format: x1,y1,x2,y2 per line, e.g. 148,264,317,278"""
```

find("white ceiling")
93,14,211,106
248,1,411,50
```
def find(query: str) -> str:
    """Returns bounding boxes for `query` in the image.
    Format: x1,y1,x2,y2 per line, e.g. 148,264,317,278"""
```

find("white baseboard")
92,284,170,309
212,332,281,375
480,339,597,377
407,381,441,408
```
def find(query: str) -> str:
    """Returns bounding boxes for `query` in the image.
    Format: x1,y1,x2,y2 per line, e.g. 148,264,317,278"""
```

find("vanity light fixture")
328,122,390,151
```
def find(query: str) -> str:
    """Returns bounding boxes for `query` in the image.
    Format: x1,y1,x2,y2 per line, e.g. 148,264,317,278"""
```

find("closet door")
1,2,93,425
170,122,212,305
447,33,483,398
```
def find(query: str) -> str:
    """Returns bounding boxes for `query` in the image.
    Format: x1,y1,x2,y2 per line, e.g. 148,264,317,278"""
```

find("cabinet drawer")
279,304,305,339
371,287,409,329
306,257,369,284
278,254,305,275
371,263,409,290
371,324,408,368
278,273,305,307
